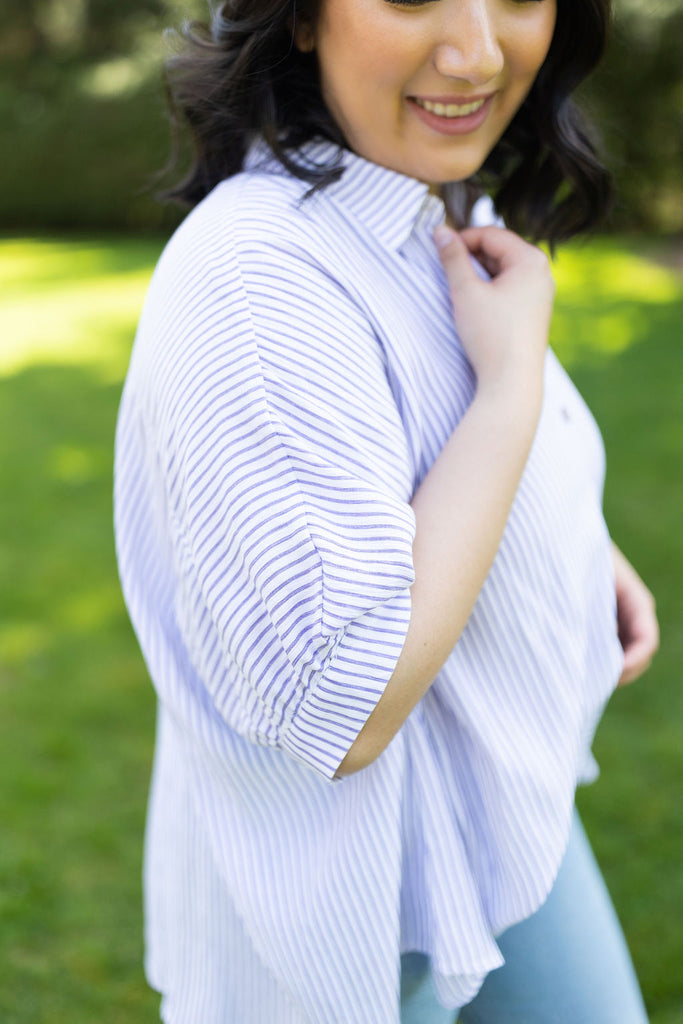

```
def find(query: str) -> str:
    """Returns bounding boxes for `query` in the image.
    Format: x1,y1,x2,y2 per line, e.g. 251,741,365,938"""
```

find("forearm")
337,379,543,775
337,223,555,776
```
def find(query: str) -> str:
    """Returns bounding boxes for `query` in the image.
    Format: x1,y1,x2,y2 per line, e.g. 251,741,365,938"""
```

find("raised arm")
338,225,555,775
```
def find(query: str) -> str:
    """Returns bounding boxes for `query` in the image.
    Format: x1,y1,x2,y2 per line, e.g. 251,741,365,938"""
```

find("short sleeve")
151,224,417,780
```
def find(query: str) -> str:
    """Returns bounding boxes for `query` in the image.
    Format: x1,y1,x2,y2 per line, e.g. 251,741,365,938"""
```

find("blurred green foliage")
583,0,683,234
1,0,201,233
2,0,681,233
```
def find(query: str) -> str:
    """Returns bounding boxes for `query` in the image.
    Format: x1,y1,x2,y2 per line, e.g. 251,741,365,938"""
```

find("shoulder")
163,170,328,272
140,171,354,343
132,169,377,380
137,170,340,333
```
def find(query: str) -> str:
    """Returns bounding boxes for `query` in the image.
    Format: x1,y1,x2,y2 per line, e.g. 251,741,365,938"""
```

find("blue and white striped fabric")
114,139,625,1022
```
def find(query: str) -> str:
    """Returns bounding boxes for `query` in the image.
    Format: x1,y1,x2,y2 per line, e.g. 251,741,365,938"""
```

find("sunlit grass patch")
0,235,166,1024
549,237,682,367
0,236,163,380
553,238,680,305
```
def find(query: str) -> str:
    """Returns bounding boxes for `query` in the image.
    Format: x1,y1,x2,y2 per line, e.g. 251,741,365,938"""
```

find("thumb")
433,225,478,293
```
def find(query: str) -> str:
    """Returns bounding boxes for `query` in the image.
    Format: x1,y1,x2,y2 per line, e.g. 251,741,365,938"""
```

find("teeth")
417,98,486,117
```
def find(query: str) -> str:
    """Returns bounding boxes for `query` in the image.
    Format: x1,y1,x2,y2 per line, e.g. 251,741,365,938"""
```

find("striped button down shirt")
114,140,624,1022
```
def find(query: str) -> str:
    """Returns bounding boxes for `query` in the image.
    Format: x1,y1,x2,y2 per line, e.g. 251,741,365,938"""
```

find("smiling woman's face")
297,0,557,186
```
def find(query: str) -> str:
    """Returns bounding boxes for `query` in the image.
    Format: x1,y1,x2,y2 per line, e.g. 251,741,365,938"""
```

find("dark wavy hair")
162,0,613,246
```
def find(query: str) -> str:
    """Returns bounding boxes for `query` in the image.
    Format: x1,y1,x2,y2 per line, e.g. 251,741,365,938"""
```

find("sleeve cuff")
280,589,412,781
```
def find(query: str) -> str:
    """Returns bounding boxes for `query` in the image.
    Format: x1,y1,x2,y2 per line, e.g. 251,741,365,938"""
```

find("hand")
433,224,555,398
612,542,660,685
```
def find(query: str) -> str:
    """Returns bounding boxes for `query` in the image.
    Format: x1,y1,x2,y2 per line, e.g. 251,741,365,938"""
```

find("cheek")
507,5,557,83
319,45,408,133
528,6,557,74
316,5,418,107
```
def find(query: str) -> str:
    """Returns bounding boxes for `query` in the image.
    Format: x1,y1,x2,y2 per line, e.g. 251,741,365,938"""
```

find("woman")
114,0,660,1020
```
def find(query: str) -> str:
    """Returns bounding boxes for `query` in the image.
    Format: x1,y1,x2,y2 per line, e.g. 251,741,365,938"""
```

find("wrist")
474,368,545,430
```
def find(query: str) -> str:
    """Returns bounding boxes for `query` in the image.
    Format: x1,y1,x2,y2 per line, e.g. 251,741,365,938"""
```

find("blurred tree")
583,0,683,232
1,0,167,60
2,0,53,59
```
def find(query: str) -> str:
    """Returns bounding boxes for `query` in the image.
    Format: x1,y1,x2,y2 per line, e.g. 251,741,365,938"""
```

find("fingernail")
433,225,454,251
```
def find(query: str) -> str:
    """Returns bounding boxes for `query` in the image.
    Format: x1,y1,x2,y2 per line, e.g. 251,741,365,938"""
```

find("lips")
407,93,496,136
413,97,488,119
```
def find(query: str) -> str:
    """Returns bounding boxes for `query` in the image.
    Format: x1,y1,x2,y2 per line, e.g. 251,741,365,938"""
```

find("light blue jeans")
400,812,649,1023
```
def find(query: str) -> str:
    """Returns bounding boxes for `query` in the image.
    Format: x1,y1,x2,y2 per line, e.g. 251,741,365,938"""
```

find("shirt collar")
244,137,446,253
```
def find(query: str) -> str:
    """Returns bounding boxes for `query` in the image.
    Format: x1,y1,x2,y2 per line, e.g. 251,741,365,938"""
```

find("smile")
413,97,487,119
408,94,495,137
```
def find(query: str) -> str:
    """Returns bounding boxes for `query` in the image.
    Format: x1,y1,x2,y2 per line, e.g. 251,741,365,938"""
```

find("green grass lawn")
1,234,682,1023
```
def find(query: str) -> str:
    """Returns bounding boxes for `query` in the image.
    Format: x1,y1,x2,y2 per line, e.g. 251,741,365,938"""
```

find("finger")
458,226,541,275
618,657,651,686
433,225,483,293
618,638,655,685
618,604,660,656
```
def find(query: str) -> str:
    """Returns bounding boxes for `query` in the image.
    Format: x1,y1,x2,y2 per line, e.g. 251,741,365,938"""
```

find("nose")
432,0,504,86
